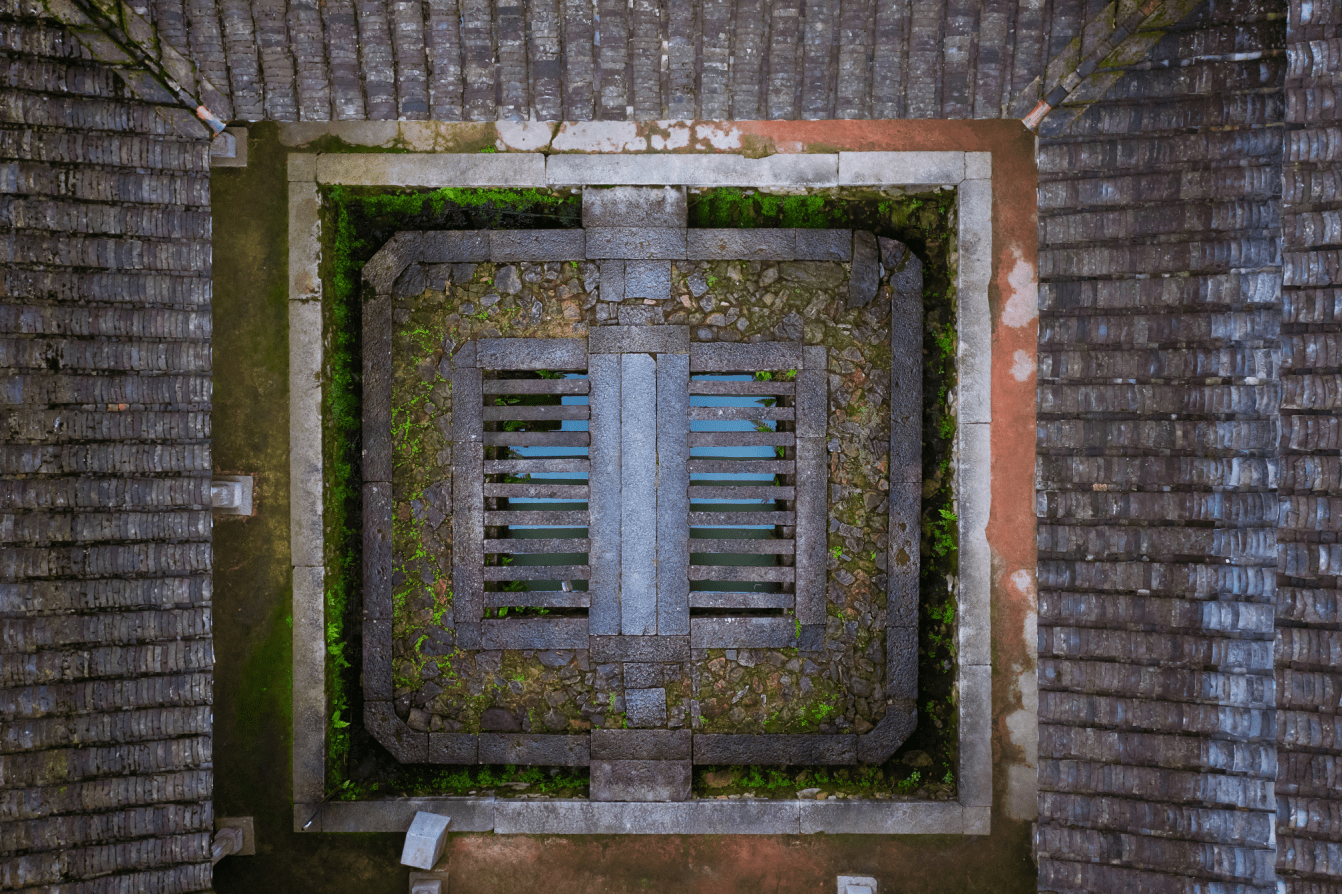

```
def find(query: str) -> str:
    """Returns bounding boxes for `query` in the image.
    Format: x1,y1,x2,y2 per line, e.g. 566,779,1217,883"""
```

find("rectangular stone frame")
290,147,994,836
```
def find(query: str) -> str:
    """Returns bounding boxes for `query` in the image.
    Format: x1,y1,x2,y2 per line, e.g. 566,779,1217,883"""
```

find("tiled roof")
0,1,216,891
1034,1,1285,890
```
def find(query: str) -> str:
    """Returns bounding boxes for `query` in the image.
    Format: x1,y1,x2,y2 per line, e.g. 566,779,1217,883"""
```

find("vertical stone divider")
451,354,484,650
620,352,658,636
795,346,829,629
588,352,622,635
361,288,395,708
656,352,690,636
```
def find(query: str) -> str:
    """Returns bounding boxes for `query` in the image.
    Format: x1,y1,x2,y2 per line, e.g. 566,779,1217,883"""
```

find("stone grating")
1276,1,1342,890
1034,1,1286,891
0,3,216,893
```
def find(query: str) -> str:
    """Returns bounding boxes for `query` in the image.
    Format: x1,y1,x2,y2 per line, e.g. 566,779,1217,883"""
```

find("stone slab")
583,186,688,228
690,342,802,373
657,352,690,635
481,618,589,650
625,688,667,728
587,354,622,635
477,338,588,371
317,153,546,186
886,481,920,629
318,797,496,833
287,152,316,181
794,229,852,261
590,760,692,801
586,227,688,260
964,806,991,836
622,663,663,689
694,734,857,765
288,182,321,301
690,617,800,649
362,481,393,619
959,665,992,808
589,325,690,355
590,729,692,760
291,564,325,805
837,151,965,186
590,636,690,662
366,701,428,763
621,353,658,636
361,296,393,484
289,299,323,567
451,369,484,625
361,232,418,296
795,369,827,438
687,229,797,261
420,230,490,263
624,260,673,300
958,422,991,668
848,230,881,309
964,152,992,180
493,799,801,834
838,876,879,894
547,153,838,188
794,437,828,626
429,733,479,763
957,178,993,425
598,260,625,302
400,811,450,870
490,230,586,262
362,617,393,700
799,800,964,835
856,704,917,765
478,734,590,766
888,243,924,486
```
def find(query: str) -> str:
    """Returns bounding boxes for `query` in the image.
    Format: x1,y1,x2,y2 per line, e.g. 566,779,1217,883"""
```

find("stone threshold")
290,144,995,836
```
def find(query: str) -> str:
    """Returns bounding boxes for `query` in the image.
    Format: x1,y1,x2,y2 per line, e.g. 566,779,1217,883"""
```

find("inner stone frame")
361,198,924,799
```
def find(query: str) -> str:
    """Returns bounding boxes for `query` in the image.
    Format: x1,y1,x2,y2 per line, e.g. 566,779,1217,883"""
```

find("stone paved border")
291,149,998,837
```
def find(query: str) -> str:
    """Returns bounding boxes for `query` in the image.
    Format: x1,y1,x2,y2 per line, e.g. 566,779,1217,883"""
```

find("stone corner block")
366,701,428,763
288,153,317,182
399,811,451,870
964,152,992,181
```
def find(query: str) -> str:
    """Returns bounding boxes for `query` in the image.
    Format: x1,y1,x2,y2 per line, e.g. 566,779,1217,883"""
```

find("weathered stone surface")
625,688,667,727
621,353,657,636
583,186,688,228
490,230,585,262
590,760,691,801
367,701,428,763
618,304,666,326
625,260,672,300
481,618,589,650
800,800,963,835
687,229,796,260
886,626,918,700
848,231,881,309
400,811,450,870
585,228,688,260
362,481,393,619
421,230,490,263
690,617,800,649
590,636,690,662
477,338,588,371
363,618,393,700
795,229,853,261
492,799,800,834
589,325,690,354
480,707,523,731
478,734,590,766
598,260,624,302
588,353,622,635
856,704,916,765
694,734,856,765
429,734,480,763
590,729,692,760
778,261,844,289
887,482,921,628
656,352,691,636
689,342,802,372
794,437,828,626
395,263,429,297
318,797,495,834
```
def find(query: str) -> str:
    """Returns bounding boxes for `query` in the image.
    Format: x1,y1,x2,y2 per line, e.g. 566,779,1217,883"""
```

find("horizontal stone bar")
483,405,589,421
483,538,591,553
688,592,795,609
585,227,687,259
478,733,590,766
483,565,591,581
693,733,857,765
483,431,590,447
689,538,795,554
589,635,690,662
317,797,496,833
317,153,547,186
686,459,792,474
483,590,591,608
690,617,801,648
688,406,794,422
582,186,688,228
687,229,797,260
492,799,800,834
477,338,588,371
689,511,795,525
485,510,588,526
588,325,691,355
837,151,965,186
591,760,692,802
689,565,794,582
798,800,964,835
484,483,590,498
480,618,590,650
420,230,492,263
590,729,692,760
794,229,853,261
691,342,804,372
688,485,794,500
484,459,591,474
546,153,838,188
689,380,796,395
483,378,590,394
490,230,586,262
689,431,794,447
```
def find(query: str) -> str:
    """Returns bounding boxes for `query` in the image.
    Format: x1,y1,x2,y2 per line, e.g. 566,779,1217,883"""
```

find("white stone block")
317,153,546,187
288,181,321,302
400,811,451,870
957,422,992,669
959,665,993,809
838,151,964,186
957,178,993,425
546,153,838,188
964,152,992,180
291,565,325,805
838,878,878,894
289,299,324,567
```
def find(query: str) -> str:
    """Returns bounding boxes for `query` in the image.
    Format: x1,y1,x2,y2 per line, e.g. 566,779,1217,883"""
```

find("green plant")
830,545,843,560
